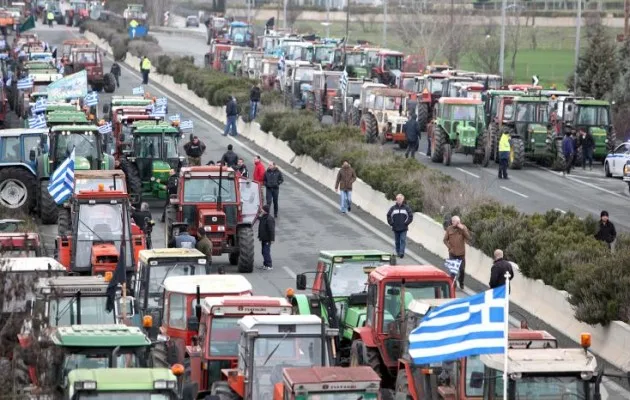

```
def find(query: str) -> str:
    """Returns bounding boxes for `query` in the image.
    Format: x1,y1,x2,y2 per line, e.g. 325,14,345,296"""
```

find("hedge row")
85,27,630,325
83,20,162,63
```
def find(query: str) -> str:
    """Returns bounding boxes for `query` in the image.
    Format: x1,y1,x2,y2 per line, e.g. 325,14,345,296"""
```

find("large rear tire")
57,207,71,237
0,167,36,214
350,340,385,379
39,179,58,225
431,125,446,163
360,113,378,143
119,159,142,208
416,102,429,133
350,106,361,126
509,137,525,170
481,129,492,167
237,226,254,273
443,143,452,166
103,73,116,93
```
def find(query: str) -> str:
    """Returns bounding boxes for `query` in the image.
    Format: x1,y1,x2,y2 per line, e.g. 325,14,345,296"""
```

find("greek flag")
278,55,285,71
150,104,166,118
17,77,33,90
98,122,112,134
32,97,48,114
84,91,98,107
48,149,75,205
132,86,145,95
409,286,507,365
340,69,348,93
155,97,167,107
0,53,8,60
180,120,193,130
28,114,47,129
168,113,180,123
445,258,462,277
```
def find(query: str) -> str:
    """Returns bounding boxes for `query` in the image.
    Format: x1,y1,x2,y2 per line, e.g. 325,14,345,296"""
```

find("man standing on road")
386,194,413,259
490,249,514,290
335,160,356,214
263,162,284,218
184,135,206,166
196,229,213,266
161,169,177,223
498,131,511,179
562,132,575,176
221,144,239,169
257,204,275,271
224,96,239,136
578,129,595,171
250,83,261,121
403,112,420,159
253,155,265,183
132,202,152,233
443,215,471,290
110,62,121,88
595,211,616,250
140,56,151,85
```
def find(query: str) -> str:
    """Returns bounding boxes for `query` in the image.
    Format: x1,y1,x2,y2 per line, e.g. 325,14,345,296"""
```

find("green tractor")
34,124,114,224
482,89,525,164
429,98,486,166
45,110,90,127
103,96,154,121
289,250,395,366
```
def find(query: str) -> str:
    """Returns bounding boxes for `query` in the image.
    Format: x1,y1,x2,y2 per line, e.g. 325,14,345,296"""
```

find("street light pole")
283,0,288,29
499,0,506,78
247,0,251,24
326,0,330,37
383,0,387,47
574,0,582,92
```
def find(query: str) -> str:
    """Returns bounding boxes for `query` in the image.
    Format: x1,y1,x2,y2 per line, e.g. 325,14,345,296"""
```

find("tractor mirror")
29,149,36,161
296,274,307,290
470,371,484,388
187,315,199,332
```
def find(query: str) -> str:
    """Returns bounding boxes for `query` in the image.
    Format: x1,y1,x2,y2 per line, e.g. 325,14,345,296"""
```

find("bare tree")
468,18,502,74
507,9,524,81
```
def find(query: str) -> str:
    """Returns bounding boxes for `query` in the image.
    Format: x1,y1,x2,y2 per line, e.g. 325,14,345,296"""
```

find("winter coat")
264,168,284,188
110,63,121,77
403,119,421,142
387,203,413,232
250,86,261,102
335,165,356,191
184,140,206,158
132,210,152,232
196,237,213,261
443,224,471,257
236,164,249,178
253,161,266,182
226,99,238,117
595,221,617,244
166,175,178,195
221,150,239,168
174,234,196,249
489,258,514,289
579,132,595,150
562,136,575,155
258,213,276,242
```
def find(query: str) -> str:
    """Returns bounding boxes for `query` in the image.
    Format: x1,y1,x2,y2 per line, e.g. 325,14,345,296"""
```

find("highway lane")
23,23,630,398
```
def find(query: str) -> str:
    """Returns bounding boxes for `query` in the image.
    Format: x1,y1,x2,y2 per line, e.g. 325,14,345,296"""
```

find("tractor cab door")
239,179,262,225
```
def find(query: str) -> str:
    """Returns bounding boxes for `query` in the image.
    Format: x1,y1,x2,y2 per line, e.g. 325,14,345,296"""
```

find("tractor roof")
438,97,482,105
319,250,393,260
488,90,525,96
68,368,176,391
52,325,151,348
120,115,160,123
0,128,48,137
202,295,292,316
138,248,205,263
163,274,253,295
46,104,79,112
133,124,180,134
74,171,127,193
25,61,54,69
111,98,153,106
47,112,89,124
40,276,110,294
370,265,451,282
0,257,65,272
513,97,549,104
453,82,484,89
51,124,99,132
180,165,235,177
507,84,542,90
371,88,407,97
576,99,610,106
283,366,380,389
376,49,403,56
238,314,325,334
507,329,557,348
480,348,597,373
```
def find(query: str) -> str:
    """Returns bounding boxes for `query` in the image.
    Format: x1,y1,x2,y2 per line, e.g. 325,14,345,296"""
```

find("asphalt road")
20,22,629,398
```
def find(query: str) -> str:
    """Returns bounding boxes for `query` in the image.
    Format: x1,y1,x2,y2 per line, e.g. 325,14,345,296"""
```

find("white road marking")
456,168,480,179
539,166,628,199
282,266,297,279
500,186,529,198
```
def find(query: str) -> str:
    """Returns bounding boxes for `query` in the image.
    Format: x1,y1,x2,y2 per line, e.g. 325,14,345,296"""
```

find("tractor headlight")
74,381,97,390
545,139,550,144
581,371,593,380
154,380,176,389
150,177,155,181
605,139,609,143
531,138,535,143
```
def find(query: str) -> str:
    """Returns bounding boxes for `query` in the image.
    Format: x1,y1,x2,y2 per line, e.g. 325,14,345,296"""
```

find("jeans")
250,100,259,120
564,153,573,174
114,74,120,88
261,241,272,267
394,230,407,257
224,115,238,136
583,147,593,169
405,140,419,159
187,156,201,166
426,135,432,156
498,152,509,178
266,187,279,216
141,70,149,84
449,253,466,288
340,190,352,212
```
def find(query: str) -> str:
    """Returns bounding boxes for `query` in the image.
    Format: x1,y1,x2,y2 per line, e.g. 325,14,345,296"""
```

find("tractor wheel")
416,102,429,133
575,145,584,168
211,381,240,400
431,125,446,163
39,180,58,225
57,207,71,237
350,106,361,126
349,340,384,379
554,139,566,171
332,99,342,124
608,126,617,153
315,96,324,122
236,226,254,273
360,113,378,144
395,369,413,400
305,92,315,112
509,137,525,170
481,129,492,167
443,143,452,166
0,167,36,214
119,159,142,208
228,251,239,266
103,73,116,93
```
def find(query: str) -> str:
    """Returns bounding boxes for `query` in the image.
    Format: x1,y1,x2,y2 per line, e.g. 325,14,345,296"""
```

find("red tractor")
64,47,116,93
0,219,42,257
414,72,448,131
305,70,343,122
205,40,232,72
369,49,404,87
56,185,146,277
349,265,455,389
164,166,262,273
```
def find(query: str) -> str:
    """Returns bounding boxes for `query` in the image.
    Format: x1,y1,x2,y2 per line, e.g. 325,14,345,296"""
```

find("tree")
574,22,618,99
468,21,502,74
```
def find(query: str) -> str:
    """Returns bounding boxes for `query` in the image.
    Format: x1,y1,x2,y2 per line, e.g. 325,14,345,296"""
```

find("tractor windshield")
383,55,402,70
515,103,548,123
305,393,377,400
295,68,315,82
55,133,100,167
49,296,115,326
492,373,590,399
76,393,173,400
448,105,477,121
429,79,444,95
62,350,143,375
252,335,324,399
382,280,451,331
347,82,362,96
402,78,415,92
182,178,237,203
75,51,97,64
346,53,364,67
314,47,334,64
208,316,240,357
329,260,386,297
576,105,609,126
133,134,178,159
378,96,404,111
231,48,245,62
147,263,206,307
325,76,339,90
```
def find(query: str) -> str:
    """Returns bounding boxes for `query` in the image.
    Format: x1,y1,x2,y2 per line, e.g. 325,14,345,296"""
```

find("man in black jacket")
110,63,121,88
223,96,239,137
386,194,413,258
595,210,616,250
403,112,421,159
221,144,239,169
250,84,261,121
578,129,595,171
263,162,284,218
489,249,514,290
183,135,206,166
257,204,275,270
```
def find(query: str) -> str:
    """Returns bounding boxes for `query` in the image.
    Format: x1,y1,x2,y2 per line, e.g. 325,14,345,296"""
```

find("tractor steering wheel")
199,195,217,202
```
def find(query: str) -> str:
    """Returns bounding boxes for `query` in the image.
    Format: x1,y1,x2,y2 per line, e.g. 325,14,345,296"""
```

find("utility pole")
345,0,350,43
625,0,630,39
283,0,288,29
573,0,582,92
383,0,387,47
499,0,506,77
326,0,330,37
247,0,251,24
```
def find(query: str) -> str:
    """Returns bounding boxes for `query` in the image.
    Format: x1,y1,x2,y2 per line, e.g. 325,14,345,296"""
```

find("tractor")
289,250,394,365
65,47,116,93
179,296,293,397
239,51,263,79
305,70,342,121
367,49,404,87
56,186,147,277
165,166,262,273
225,46,249,75
348,265,454,388
312,43,336,67
282,62,322,109
429,98,486,166
273,366,381,400
482,89,526,163
206,40,232,72
413,73,448,131
331,77,365,125
61,39,92,65
440,76,475,99
103,96,154,121
448,82,485,100
330,48,368,79
359,88,409,148
209,315,339,400
349,82,387,127
259,57,280,90
227,21,254,48
134,248,210,339
65,0,89,26
206,15,229,45
151,275,253,368
400,72,423,101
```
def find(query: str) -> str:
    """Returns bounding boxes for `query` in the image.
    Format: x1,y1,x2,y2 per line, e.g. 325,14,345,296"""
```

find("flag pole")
503,271,511,400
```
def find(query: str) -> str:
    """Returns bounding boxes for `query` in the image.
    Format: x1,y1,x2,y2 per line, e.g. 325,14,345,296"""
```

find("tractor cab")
360,87,409,147
283,62,322,108
61,39,92,64
449,82,485,100
501,97,551,167
45,124,112,172
331,48,368,78
564,99,615,160
225,46,249,75
281,41,314,62
400,72,423,98
440,76,473,99
209,41,232,72
369,49,404,87
414,73,449,128
241,51,263,79
103,96,153,120
260,57,279,89
209,315,339,400
312,43,336,67
46,111,90,127
332,77,367,125
471,73,502,90
134,248,209,338
306,70,343,121
274,366,381,400
108,114,160,157
483,90,525,128
227,21,254,47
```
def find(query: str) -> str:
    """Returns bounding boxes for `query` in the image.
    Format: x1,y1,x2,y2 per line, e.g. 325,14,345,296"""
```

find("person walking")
249,83,261,121
498,131,511,179
47,10,54,27
236,158,249,178
263,162,284,218
170,227,197,249
196,229,213,267
386,194,413,259
221,144,239,169
578,128,595,171
489,249,514,290
161,169,177,222
253,155,265,183
257,204,275,270
562,132,575,176
140,56,152,85
224,96,239,137
132,202,152,232
184,135,206,166
403,112,420,159
335,160,356,214
443,215,471,289
110,62,121,88
595,211,616,250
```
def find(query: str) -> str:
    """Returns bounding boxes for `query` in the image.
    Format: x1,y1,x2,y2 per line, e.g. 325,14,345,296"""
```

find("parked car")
604,141,630,177
186,15,199,27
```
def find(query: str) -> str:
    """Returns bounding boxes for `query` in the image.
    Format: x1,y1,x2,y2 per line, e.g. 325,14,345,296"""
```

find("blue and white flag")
132,86,145,95
155,97,167,107
48,149,75,205
32,97,48,114
180,120,193,130
84,91,98,107
445,258,462,277
17,77,33,90
28,114,47,129
278,55,285,71
150,104,166,118
409,286,507,365
340,69,348,94
168,114,180,123
98,122,112,134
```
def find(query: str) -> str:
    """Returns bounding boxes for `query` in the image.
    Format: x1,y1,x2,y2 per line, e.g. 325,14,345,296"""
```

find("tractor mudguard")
289,294,314,315
36,153,49,179
353,326,377,348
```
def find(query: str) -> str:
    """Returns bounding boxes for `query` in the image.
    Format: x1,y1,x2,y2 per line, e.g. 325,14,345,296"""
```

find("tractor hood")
589,126,607,138
349,66,368,78
75,156,91,170
91,243,119,274
528,123,547,133
152,160,171,183
456,122,478,148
